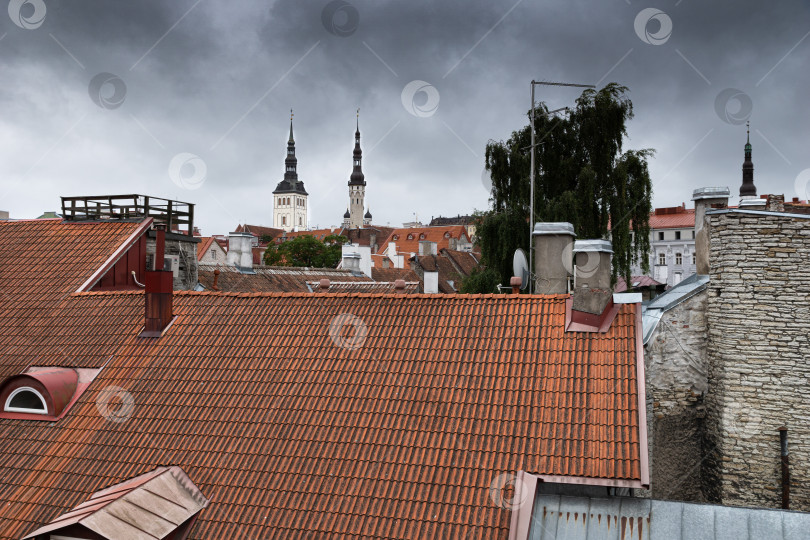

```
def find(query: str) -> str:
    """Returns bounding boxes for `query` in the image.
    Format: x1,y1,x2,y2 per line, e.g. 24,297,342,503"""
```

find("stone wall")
704,211,810,509
645,290,708,501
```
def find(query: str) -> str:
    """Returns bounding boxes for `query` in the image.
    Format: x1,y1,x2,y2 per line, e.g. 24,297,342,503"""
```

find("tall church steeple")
273,109,308,232
740,121,756,198
348,109,367,229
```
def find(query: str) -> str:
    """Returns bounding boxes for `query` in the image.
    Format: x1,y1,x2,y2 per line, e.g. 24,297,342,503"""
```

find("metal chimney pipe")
778,426,790,509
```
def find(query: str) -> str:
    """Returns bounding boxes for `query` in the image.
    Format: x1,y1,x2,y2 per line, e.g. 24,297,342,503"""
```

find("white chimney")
341,243,372,277
227,232,254,270
423,271,439,294
419,241,438,256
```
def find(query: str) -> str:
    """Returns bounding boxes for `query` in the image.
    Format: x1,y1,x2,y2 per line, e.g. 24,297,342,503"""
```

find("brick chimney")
572,240,613,316
692,187,730,275
141,227,173,338
532,222,575,294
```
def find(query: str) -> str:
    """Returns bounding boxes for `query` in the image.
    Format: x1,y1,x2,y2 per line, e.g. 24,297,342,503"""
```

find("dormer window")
4,387,47,414
444,232,451,238
407,234,414,240
0,367,100,421
419,233,426,240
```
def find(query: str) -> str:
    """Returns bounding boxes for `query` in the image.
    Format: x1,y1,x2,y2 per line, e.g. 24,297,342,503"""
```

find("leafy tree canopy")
476,83,653,289
263,234,348,268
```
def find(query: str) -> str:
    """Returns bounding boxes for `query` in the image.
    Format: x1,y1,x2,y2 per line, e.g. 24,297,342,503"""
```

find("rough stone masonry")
703,210,810,509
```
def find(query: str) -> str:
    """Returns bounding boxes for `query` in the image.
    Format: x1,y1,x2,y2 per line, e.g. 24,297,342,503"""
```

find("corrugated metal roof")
528,494,810,540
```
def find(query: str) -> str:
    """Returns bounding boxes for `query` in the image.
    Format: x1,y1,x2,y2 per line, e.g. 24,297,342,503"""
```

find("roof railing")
60,194,194,236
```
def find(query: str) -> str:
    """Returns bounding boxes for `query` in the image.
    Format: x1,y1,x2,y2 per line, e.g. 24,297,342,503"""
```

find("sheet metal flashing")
692,186,730,200
642,273,710,344
706,208,810,220
523,493,810,540
533,222,576,236
573,239,613,253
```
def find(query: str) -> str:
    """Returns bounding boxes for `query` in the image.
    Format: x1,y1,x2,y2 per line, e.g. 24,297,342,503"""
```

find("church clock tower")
273,110,308,232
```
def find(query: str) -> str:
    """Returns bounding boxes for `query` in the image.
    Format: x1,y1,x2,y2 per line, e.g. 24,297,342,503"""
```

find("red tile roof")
381,225,469,256
614,275,665,293
198,264,371,292
0,218,648,539
196,236,215,261
234,224,284,239
371,267,421,282
648,207,695,229
307,281,421,294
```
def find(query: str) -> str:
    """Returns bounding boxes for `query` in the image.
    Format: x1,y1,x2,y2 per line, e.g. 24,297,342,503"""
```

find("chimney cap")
739,198,766,208
532,222,576,236
394,279,406,290
573,239,613,254
692,187,730,200
319,278,330,290
509,276,522,287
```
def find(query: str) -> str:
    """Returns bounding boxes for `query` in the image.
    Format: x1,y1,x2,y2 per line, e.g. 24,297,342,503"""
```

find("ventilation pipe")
532,223,575,294
510,276,522,294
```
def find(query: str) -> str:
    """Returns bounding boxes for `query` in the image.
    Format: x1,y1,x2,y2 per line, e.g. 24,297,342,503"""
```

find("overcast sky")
1,0,808,234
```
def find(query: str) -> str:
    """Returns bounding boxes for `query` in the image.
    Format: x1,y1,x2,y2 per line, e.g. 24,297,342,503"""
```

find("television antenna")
527,80,594,294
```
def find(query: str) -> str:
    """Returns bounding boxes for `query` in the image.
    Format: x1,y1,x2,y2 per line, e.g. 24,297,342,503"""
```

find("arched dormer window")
419,233,426,240
0,367,98,421
4,387,47,414
444,232,451,238
407,234,414,240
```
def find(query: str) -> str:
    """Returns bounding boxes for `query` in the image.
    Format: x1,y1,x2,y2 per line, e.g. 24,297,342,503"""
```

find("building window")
444,232,451,238
419,233,426,240
675,231,681,240
658,253,666,266
658,231,664,241
675,252,682,265
4,387,47,414
692,230,696,239
692,253,696,265
210,249,216,260
674,272,683,284
407,234,414,240
282,216,287,226
392,235,399,241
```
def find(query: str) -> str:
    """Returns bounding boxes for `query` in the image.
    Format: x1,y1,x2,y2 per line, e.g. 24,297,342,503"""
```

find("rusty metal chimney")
140,226,173,337
532,222,575,294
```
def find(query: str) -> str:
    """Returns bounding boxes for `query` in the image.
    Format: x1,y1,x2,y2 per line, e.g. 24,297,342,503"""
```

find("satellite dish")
512,248,529,290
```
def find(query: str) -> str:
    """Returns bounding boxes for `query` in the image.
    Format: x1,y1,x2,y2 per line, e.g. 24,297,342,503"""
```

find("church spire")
740,121,756,197
289,109,294,143
349,108,365,186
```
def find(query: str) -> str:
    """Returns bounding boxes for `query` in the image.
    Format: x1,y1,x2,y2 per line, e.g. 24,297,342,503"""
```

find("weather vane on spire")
291,108,294,121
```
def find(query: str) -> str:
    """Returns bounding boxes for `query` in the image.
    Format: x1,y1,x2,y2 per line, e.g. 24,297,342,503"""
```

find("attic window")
4,387,47,414
392,235,399,241
407,234,414,240
419,233,426,240
444,232,450,238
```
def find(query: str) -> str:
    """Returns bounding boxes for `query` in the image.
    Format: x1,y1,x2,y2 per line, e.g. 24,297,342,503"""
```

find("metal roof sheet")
527,494,810,540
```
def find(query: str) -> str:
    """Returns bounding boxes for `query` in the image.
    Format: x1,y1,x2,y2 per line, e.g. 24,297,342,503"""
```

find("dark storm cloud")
1,0,809,234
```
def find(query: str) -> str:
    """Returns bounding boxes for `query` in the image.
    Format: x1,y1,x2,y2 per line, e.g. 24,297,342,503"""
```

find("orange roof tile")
648,207,695,229
382,226,469,256
198,264,371,292
0,219,648,539
196,236,215,261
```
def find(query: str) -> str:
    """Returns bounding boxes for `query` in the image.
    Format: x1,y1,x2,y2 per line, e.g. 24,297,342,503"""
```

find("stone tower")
348,110,367,229
273,110,308,232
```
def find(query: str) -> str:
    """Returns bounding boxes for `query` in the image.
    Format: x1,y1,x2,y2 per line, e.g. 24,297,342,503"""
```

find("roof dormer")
0,367,100,421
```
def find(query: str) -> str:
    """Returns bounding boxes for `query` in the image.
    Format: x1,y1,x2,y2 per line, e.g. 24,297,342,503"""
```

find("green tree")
480,83,653,286
263,234,347,268
459,267,501,294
